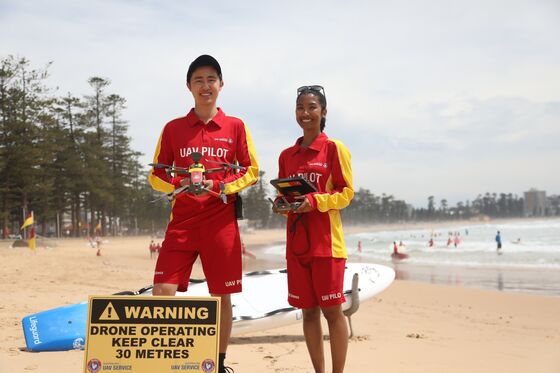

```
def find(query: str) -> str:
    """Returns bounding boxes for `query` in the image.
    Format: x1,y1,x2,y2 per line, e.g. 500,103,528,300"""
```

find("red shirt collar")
185,107,225,128
291,132,328,155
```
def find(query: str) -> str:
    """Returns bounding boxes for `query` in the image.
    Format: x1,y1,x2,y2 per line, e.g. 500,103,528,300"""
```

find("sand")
1,226,559,373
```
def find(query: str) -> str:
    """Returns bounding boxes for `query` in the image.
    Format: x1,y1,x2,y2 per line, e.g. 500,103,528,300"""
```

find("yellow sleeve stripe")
332,138,354,190
224,121,259,195
148,129,174,194
313,139,354,213
329,210,347,258
314,185,354,212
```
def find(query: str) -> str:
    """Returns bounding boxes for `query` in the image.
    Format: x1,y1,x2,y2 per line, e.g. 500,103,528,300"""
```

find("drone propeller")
149,163,172,169
150,192,173,203
149,163,190,173
206,159,246,170
205,167,228,173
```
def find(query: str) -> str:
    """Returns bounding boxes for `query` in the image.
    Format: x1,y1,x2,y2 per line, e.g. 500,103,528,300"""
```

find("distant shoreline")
342,215,560,233
241,217,560,298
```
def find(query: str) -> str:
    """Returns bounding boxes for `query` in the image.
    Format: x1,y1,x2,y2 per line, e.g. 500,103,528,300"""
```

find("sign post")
84,296,220,373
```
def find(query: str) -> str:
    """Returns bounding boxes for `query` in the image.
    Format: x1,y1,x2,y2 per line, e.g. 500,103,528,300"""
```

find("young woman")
274,85,354,373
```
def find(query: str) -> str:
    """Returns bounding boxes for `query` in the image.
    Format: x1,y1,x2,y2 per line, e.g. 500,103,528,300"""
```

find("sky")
1,0,559,207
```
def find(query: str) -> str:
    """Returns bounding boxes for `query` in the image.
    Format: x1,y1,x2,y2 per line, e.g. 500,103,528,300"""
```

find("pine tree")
0,56,51,237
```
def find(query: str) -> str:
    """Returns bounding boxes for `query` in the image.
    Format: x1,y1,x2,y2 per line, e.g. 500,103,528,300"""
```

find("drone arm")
171,183,191,198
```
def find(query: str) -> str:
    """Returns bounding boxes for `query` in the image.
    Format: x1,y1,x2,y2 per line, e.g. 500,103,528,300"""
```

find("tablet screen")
270,176,317,196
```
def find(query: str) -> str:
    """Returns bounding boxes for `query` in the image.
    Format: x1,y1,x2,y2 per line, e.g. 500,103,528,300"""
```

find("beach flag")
95,222,102,233
20,211,36,251
21,212,33,230
28,226,36,251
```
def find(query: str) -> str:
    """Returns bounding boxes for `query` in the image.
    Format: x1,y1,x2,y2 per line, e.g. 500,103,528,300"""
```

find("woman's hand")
271,204,282,214
271,197,288,215
293,195,313,213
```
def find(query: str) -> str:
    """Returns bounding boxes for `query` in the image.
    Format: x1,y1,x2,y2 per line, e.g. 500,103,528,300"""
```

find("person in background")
94,234,102,256
454,234,460,248
392,241,409,262
241,241,256,258
149,239,156,259
495,231,502,254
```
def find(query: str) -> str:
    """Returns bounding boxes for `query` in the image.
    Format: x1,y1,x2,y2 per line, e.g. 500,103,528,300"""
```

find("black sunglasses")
297,85,326,101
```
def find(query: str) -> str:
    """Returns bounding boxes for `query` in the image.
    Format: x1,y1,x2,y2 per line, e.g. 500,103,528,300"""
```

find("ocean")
264,219,560,297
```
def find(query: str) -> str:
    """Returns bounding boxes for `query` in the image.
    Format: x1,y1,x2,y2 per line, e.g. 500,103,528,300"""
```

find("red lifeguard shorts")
153,213,242,294
286,256,346,309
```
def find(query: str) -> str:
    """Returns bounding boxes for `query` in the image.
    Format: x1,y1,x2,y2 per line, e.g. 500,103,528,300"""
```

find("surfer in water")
391,241,409,262
148,55,259,373
273,85,354,373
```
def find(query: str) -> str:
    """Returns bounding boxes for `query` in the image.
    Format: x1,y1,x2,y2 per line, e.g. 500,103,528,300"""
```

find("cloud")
342,95,560,205
1,0,559,206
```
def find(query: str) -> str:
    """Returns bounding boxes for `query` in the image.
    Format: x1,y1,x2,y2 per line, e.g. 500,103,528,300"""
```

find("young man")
149,55,259,373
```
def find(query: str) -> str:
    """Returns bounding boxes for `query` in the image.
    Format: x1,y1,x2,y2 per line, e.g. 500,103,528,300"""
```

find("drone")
150,152,245,203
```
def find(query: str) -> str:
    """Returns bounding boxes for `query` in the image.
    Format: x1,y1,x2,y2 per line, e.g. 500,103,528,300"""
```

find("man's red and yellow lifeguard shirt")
278,132,354,258
149,108,259,228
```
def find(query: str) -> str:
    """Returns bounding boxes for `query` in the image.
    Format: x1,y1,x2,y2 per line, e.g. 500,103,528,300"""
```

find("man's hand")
196,179,214,196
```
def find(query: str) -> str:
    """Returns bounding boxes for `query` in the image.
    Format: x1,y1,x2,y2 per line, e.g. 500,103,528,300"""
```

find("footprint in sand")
350,335,370,342
406,332,426,339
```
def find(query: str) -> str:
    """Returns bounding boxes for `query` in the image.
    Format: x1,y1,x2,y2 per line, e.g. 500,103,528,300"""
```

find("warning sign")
84,296,220,373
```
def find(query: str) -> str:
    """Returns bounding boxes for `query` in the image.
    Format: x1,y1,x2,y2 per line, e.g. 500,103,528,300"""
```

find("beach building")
547,194,560,216
405,203,414,219
523,188,547,216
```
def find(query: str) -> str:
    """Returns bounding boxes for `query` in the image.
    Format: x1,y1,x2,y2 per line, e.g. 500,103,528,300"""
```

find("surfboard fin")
343,273,360,338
